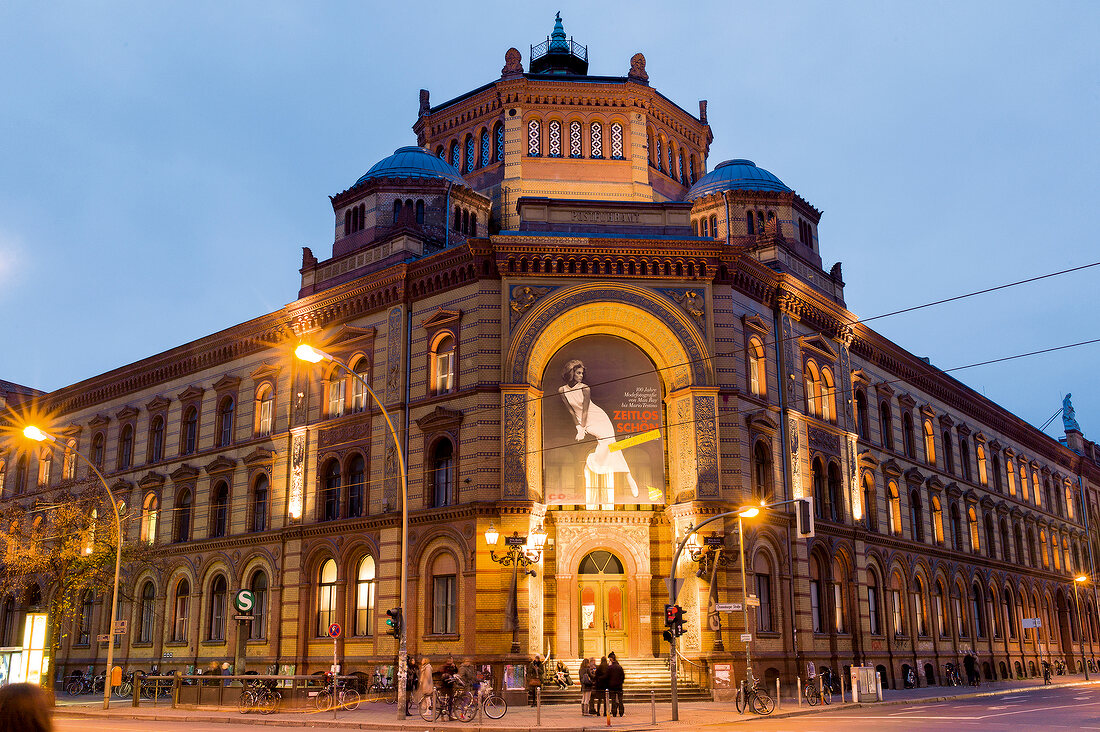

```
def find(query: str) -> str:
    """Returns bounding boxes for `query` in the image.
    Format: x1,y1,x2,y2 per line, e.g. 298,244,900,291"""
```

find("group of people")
580,653,626,717
407,655,483,720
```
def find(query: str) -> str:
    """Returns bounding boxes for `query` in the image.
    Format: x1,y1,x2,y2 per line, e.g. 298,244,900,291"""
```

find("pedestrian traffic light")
797,496,815,538
665,604,677,627
385,608,403,638
673,605,686,637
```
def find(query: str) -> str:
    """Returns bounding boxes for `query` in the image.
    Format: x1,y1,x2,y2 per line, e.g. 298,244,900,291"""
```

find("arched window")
63,438,77,479
480,128,491,167
988,586,1000,638
667,142,675,176
431,552,458,635
879,403,894,450
182,407,198,455
208,575,227,641
138,581,155,643
91,433,105,469
610,122,624,159
701,217,710,237
254,384,274,437
976,444,988,485
972,582,985,638
321,460,340,522
923,420,936,465
984,514,995,558
954,583,968,637
804,361,822,418
1006,459,1016,496
710,214,718,236
249,571,267,640
210,481,228,538
431,439,455,507
992,453,1003,492
959,439,972,481
888,480,902,536
1000,519,1011,562
119,424,133,469
527,119,541,156
942,430,954,473
746,211,755,235
415,199,425,225
317,559,337,636
833,557,848,633
327,368,345,418
915,577,929,637
392,199,402,223
355,555,376,636
1066,484,1076,520
431,333,455,394
752,441,773,502
1043,479,1053,512
1019,460,1029,499
77,590,94,645
809,556,824,633
547,120,562,157
910,489,924,542
465,134,476,172
1014,523,1025,565
141,493,158,543
251,474,268,532
569,120,582,157
754,553,773,632
968,506,980,552
175,489,192,542
855,390,869,440
811,457,826,519
862,473,877,531
950,503,963,551
867,570,881,635
931,495,944,543
470,213,477,236
747,337,767,397
827,461,843,522
590,121,603,158
348,358,369,413
1052,533,1061,571
215,397,234,447
149,417,164,463
654,135,662,170
347,455,365,518
36,452,50,487
1005,587,1018,639
494,122,504,161
821,367,837,423
1028,527,1038,566
890,574,906,636
450,140,460,169
934,582,947,637
902,413,915,458
173,579,190,641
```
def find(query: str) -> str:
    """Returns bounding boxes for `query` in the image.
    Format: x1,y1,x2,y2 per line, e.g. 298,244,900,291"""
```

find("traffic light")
797,496,815,538
385,608,403,638
665,604,677,627
673,605,686,637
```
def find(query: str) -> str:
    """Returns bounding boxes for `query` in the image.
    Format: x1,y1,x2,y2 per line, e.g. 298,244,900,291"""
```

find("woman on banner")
558,360,640,498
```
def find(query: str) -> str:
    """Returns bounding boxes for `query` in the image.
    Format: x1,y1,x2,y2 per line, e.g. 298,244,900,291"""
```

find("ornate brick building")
3,15,1098,691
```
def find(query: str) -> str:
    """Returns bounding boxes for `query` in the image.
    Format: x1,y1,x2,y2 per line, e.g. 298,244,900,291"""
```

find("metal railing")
530,37,588,62
674,652,710,690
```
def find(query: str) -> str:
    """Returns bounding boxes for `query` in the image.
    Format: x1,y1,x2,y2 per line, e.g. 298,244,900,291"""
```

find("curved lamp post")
1074,575,1089,680
294,344,411,718
24,426,121,710
484,522,547,653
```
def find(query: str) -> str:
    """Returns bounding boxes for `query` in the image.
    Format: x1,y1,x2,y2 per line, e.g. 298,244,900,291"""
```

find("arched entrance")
578,551,627,658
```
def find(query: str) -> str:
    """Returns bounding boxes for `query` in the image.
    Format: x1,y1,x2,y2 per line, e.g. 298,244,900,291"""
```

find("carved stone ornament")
502,47,523,77
418,88,430,117
628,52,648,82
663,289,705,330
509,285,552,327
808,427,840,455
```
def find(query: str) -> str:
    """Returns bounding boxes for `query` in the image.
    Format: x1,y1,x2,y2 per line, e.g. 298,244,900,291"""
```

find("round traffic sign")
234,589,254,613
328,622,342,638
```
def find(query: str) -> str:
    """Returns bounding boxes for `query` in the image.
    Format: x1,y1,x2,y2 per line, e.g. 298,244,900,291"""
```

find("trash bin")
850,666,878,702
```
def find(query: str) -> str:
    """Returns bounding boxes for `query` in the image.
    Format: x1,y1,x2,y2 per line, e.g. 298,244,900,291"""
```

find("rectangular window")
868,587,880,635
935,594,946,637
891,590,903,635
833,583,845,633
356,581,375,636
435,352,454,394
328,381,345,417
432,575,457,635
810,580,822,633
955,596,967,637
209,594,226,641
174,595,189,642
755,574,772,632
318,584,336,636
258,397,273,436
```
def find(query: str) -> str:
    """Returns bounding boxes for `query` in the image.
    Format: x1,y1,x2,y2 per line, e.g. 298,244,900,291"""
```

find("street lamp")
294,344,411,717
1074,575,1089,680
23,426,121,710
734,506,760,692
688,532,734,652
484,521,546,653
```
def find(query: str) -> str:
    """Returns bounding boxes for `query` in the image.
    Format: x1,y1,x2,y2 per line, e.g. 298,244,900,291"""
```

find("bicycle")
238,679,282,715
803,676,831,706
1042,661,1053,685
476,682,508,720
943,663,961,686
366,671,397,704
419,686,476,722
735,678,775,715
314,676,361,712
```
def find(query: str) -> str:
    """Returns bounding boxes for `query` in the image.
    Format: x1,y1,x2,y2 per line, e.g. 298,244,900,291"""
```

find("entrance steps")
537,658,710,705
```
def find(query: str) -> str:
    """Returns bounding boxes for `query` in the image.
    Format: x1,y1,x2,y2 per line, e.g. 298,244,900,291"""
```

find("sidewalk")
54,673,1100,731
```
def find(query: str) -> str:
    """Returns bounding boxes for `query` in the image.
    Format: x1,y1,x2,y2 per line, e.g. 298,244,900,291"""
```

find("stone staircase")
537,658,711,705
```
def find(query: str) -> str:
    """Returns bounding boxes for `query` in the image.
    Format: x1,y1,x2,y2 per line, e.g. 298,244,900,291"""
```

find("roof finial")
550,11,568,51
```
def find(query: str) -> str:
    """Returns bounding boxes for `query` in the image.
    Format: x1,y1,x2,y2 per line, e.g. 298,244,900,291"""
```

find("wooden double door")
578,551,628,658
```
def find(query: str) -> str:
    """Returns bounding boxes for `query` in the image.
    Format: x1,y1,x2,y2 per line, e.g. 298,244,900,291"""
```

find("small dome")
686,159,791,200
355,146,468,188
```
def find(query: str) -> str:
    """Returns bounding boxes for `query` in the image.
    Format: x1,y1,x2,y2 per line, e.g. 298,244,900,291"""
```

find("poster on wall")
542,335,666,505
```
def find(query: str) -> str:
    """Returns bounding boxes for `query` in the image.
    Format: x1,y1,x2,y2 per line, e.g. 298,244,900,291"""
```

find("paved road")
735,685,1100,731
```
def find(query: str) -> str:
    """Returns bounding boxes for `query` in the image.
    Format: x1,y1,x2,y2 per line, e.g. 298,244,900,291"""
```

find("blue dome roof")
355,146,468,188
686,159,791,200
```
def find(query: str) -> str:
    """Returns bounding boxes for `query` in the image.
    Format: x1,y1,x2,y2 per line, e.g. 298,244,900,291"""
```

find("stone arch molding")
506,283,713,391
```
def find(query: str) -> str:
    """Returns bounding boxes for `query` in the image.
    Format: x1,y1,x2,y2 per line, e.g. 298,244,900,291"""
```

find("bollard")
797,676,802,707
840,672,846,704
776,678,781,709
132,674,140,708
537,686,541,727
651,689,656,724
818,674,824,705
172,672,181,709
605,690,610,726
875,674,883,702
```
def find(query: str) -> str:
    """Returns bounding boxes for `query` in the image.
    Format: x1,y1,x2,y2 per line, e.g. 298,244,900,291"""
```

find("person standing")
526,654,544,706
579,658,592,715
607,653,625,717
416,657,434,705
591,656,609,716
439,656,459,720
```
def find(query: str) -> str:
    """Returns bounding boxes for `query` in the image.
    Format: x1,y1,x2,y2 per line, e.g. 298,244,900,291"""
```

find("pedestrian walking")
416,657,434,704
607,652,625,717
579,658,593,715
590,656,609,715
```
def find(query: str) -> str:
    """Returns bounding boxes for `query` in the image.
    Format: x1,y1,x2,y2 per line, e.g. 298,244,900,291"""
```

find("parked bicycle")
943,663,961,686
238,679,282,715
904,666,917,689
475,679,508,720
803,676,831,707
65,671,105,696
419,683,476,722
1042,661,1053,685
1054,658,1067,676
820,666,841,695
365,669,397,704
735,677,775,715
314,674,360,712
113,670,137,698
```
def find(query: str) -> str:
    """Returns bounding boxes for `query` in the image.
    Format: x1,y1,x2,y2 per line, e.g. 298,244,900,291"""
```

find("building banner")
542,335,665,505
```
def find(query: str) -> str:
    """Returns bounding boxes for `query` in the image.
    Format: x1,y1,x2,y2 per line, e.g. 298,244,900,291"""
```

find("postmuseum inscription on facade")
569,210,640,224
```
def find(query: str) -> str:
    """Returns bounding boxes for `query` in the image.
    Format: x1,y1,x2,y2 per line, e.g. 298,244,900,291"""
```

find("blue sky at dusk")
1,1,1097,439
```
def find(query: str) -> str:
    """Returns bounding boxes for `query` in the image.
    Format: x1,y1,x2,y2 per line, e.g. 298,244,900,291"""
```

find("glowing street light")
24,426,122,710
294,343,411,718
1074,575,1089,680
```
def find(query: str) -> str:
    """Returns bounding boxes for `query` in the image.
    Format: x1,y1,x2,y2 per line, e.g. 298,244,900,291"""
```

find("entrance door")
578,551,627,658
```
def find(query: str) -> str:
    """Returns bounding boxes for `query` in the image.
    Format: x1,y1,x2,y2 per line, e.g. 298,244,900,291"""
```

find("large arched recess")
501,283,717,501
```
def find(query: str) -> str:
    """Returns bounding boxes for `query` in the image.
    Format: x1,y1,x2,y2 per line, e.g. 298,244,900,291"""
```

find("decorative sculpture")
1063,393,1080,431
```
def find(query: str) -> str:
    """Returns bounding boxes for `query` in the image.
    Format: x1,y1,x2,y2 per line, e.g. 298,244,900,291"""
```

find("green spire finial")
550,11,567,50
